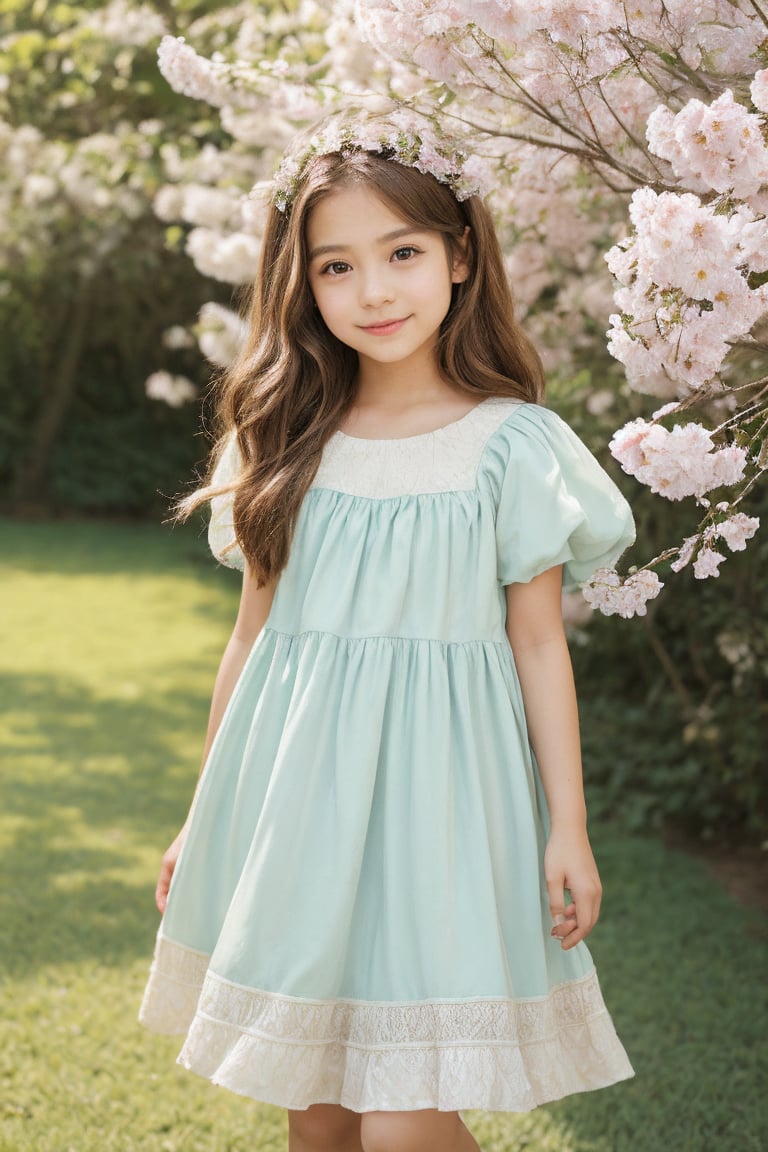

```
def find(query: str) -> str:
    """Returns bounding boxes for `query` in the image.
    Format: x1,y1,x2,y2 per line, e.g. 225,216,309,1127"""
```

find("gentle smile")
359,317,410,335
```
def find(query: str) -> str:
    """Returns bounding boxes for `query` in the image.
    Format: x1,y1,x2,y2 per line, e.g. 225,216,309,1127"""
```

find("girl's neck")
354,354,454,412
342,362,480,440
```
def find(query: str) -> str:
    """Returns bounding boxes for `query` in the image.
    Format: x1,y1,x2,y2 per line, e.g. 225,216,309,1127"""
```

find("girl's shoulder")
208,433,246,571
482,398,575,443
481,402,636,589
477,400,593,484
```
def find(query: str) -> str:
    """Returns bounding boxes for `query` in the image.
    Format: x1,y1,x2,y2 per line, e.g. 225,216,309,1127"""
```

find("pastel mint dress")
139,398,636,1112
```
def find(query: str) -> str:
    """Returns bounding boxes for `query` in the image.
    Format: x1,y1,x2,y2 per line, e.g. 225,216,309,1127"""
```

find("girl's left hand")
544,826,602,950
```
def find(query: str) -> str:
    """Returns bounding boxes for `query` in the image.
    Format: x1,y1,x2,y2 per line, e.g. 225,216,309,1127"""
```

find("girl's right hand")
155,824,188,915
544,825,602,950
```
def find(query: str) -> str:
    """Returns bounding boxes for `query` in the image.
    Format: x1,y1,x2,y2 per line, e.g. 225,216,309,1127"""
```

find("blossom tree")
147,1,380,369
153,0,768,620
0,0,236,505
355,1,768,616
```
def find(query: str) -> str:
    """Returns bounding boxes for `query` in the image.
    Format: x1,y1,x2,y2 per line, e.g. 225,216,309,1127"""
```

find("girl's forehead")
306,186,422,248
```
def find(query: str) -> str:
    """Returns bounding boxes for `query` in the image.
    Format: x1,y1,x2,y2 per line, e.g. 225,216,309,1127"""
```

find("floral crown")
270,109,492,213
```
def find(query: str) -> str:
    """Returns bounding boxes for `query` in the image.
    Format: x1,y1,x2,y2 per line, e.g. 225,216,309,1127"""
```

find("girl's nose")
358,270,395,308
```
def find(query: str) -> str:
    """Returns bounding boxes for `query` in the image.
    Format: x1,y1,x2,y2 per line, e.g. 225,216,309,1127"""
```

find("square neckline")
332,397,496,444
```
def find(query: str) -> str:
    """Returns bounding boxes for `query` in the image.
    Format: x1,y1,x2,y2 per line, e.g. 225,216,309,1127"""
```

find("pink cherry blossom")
646,90,768,200
608,418,649,474
412,39,463,85
581,567,663,619
715,512,760,552
693,546,726,579
605,187,767,389
751,69,768,115
671,512,760,578
670,534,698,574
610,418,747,500
145,0,768,615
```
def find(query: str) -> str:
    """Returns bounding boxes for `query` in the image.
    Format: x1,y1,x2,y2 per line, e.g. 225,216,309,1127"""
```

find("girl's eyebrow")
308,226,423,261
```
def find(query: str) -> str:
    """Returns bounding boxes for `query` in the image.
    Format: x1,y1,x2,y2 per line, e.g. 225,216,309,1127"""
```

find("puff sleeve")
482,404,635,590
207,433,246,571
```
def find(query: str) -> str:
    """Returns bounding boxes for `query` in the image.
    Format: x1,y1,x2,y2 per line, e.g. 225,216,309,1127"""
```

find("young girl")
140,109,635,1152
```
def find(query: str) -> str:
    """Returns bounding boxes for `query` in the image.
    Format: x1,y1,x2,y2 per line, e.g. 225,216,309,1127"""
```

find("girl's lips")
360,317,409,336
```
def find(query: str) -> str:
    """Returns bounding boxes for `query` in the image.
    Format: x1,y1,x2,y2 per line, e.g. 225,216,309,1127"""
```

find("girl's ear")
451,226,472,284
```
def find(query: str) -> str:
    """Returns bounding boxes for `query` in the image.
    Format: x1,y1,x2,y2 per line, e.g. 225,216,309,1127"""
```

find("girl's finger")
547,877,567,926
550,904,578,943
560,895,600,949
155,859,172,914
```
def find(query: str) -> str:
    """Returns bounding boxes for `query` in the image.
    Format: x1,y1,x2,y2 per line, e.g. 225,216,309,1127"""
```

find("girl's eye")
321,260,351,276
392,246,419,262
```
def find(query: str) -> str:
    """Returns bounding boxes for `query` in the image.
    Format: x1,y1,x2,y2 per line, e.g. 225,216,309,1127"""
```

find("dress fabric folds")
139,397,636,1112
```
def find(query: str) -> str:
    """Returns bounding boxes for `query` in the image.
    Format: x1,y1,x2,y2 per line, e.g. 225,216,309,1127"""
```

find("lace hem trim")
139,935,634,1112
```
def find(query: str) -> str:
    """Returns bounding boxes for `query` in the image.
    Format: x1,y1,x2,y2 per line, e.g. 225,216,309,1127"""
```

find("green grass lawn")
1,518,766,1152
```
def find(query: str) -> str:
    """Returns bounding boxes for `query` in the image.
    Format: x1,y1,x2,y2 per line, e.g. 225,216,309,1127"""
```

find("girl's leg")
360,1109,481,1152
287,1103,363,1152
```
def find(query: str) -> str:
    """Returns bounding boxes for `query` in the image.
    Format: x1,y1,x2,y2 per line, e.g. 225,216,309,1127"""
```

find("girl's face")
306,185,469,380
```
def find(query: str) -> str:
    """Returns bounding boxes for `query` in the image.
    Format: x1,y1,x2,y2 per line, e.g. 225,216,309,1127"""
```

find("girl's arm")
504,565,601,951
155,564,278,913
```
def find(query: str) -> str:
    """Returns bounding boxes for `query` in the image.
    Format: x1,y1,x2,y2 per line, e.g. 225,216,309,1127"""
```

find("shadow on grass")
5,665,766,1149
3,521,766,1150
1,517,213,576
1,669,213,977
544,832,768,1152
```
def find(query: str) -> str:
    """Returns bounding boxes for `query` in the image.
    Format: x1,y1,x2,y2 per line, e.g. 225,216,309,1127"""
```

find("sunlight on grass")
1,519,766,1152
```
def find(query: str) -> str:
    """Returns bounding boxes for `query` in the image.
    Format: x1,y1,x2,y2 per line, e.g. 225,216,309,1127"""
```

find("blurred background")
1,2,766,1150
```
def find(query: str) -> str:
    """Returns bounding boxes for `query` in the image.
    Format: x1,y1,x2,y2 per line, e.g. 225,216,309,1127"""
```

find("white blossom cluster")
196,302,249,368
162,326,195,350
0,119,160,274
144,371,197,407
716,629,755,689
81,0,166,48
153,140,267,289
148,7,380,343
156,37,264,110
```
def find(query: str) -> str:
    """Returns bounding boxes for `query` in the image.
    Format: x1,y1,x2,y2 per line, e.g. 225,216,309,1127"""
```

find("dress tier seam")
262,625,513,650
194,957,602,1009
306,485,488,501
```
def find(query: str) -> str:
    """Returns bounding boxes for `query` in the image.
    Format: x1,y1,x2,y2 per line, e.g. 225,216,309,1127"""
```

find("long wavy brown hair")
179,147,546,585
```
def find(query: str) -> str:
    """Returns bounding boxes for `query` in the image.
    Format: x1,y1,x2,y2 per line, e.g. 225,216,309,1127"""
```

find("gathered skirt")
140,627,634,1111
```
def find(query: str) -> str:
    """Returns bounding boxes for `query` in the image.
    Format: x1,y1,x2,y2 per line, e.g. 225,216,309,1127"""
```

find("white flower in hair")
266,108,493,212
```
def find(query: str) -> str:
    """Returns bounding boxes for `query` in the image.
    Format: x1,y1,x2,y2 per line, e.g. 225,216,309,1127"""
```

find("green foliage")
551,374,768,840
1,519,766,1152
0,1,240,510
0,213,229,512
0,0,213,134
